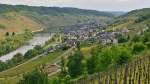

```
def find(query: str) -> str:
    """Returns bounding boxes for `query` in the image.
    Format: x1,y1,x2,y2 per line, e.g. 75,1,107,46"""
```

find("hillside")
73,8,150,84
0,4,115,38
0,12,42,38
107,8,150,35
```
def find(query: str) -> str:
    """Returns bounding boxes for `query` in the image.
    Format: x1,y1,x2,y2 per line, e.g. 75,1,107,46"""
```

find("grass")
0,12,42,38
0,51,63,77
0,50,64,84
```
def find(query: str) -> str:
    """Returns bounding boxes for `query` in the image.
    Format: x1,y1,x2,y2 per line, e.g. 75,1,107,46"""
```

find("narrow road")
0,47,75,79
45,47,75,77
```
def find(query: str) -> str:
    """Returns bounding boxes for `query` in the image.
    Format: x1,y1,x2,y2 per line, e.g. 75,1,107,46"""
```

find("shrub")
24,49,38,59
146,42,150,49
117,34,128,43
132,43,146,54
115,49,132,65
18,69,49,84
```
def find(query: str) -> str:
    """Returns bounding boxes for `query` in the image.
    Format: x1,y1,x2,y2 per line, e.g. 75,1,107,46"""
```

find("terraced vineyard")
74,55,150,84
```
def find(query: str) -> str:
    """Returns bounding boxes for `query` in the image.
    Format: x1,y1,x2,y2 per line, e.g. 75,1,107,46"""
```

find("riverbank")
0,33,51,62
0,30,33,58
0,48,73,84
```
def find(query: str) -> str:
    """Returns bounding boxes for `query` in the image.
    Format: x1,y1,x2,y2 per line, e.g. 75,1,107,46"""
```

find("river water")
0,33,51,62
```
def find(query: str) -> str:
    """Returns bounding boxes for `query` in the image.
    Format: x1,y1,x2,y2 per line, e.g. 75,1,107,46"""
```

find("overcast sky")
0,0,150,11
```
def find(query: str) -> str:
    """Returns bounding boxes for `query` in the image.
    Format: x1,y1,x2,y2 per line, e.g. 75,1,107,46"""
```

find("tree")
142,32,150,43
5,32,9,36
132,35,141,43
34,45,43,54
18,69,49,84
76,41,81,50
67,51,84,78
117,34,128,43
24,49,37,59
12,32,15,36
146,42,150,49
12,53,24,64
97,48,113,71
115,49,132,65
87,55,97,74
0,61,7,71
60,57,67,77
132,43,146,54
24,29,33,39
86,47,101,74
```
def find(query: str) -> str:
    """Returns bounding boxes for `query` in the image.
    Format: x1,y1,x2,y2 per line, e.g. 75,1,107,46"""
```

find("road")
0,47,75,83
45,47,75,77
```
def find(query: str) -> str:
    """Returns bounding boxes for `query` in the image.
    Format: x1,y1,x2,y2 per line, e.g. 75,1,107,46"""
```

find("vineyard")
74,55,150,84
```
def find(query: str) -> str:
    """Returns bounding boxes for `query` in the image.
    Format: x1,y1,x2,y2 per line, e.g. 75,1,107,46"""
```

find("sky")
0,0,150,11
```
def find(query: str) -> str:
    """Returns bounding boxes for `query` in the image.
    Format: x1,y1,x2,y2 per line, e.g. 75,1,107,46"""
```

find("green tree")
18,69,49,84
76,41,81,50
34,45,43,54
146,42,150,49
142,32,150,43
60,57,67,77
5,32,9,36
67,51,84,78
115,49,132,65
132,35,141,43
132,43,146,54
0,61,7,71
97,48,113,71
87,55,97,74
24,49,37,59
117,34,128,43
12,53,24,64
12,32,15,36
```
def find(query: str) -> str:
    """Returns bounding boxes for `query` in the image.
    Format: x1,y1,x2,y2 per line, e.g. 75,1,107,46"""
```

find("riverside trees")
0,29,33,57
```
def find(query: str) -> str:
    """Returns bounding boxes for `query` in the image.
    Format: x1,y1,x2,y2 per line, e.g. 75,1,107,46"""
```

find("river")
0,33,51,62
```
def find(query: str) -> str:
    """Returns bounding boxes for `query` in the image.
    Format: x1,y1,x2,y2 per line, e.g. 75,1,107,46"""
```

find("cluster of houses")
45,25,131,55
96,31,118,44
63,27,131,45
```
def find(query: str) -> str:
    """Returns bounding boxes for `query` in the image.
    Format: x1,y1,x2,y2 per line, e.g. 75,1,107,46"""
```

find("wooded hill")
107,8,150,35
0,4,116,38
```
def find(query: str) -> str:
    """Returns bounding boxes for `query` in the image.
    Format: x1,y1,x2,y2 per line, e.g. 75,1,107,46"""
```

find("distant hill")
107,8,150,35
107,11,126,16
0,4,115,37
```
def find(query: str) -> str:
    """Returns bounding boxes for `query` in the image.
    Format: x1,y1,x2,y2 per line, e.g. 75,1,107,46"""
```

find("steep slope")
0,12,42,38
107,8,150,35
0,4,114,36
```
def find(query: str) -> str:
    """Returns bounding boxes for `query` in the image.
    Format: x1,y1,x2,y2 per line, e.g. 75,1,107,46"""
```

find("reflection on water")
0,33,51,62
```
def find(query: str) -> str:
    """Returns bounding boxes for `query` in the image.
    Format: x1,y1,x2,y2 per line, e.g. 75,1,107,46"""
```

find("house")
96,32,117,44
66,39,77,47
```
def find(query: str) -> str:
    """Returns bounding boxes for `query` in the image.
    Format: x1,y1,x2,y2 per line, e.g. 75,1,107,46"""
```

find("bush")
18,69,49,84
60,45,70,51
24,49,38,59
132,35,141,43
0,61,7,71
67,51,84,78
12,53,24,64
146,42,150,49
117,34,128,43
115,49,132,65
132,43,146,54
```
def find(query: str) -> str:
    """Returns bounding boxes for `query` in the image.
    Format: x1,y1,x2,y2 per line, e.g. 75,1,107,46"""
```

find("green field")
0,50,64,84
